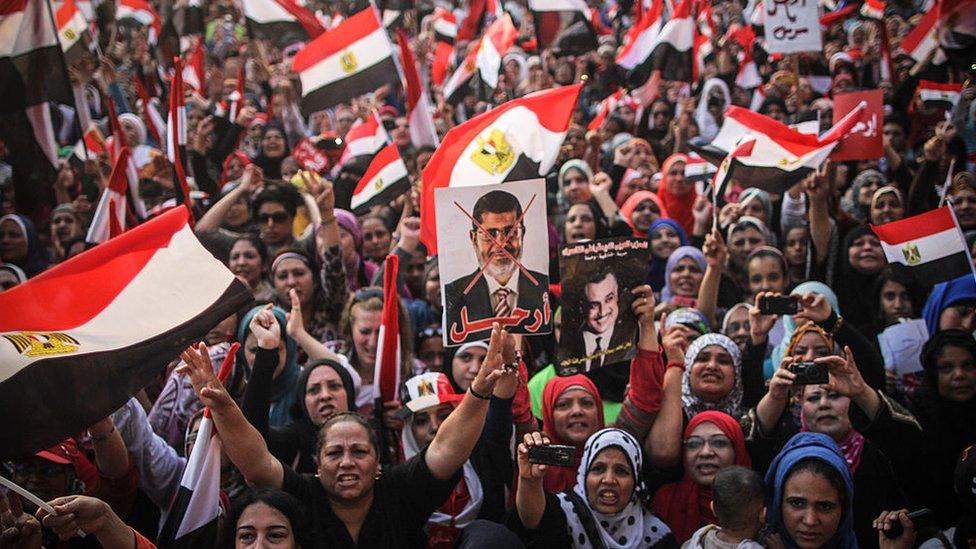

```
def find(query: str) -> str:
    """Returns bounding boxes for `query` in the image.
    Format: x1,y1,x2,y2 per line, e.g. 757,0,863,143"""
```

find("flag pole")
43,0,90,161
939,158,956,207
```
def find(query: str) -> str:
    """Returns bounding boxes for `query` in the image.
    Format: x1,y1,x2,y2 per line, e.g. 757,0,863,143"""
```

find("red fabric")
626,349,666,413
218,151,252,191
511,359,534,425
427,476,472,548
656,154,697,235
651,411,750,543
540,375,605,492
619,191,670,236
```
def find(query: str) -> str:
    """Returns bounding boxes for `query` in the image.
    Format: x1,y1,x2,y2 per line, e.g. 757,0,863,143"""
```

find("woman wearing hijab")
835,225,887,332
695,79,731,142
765,432,858,549
237,304,300,428
840,170,883,223
251,122,291,179
511,428,677,549
652,411,751,543
656,154,697,236
680,334,746,420
750,322,919,548
921,274,976,336
660,246,707,310
737,188,774,228
912,330,976,526
0,262,27,291
444,341,489,393
647,219,688,293
117,112,156,169
869,186,905,225
559,159,595,210
620,191,668,237
540,375,607,493
334,209,378,293
0,213,50,277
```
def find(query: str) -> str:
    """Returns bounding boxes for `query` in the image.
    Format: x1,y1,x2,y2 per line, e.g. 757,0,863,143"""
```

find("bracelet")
88,424,115,442
666,361,685,371
468,385,492,400
829,315,845,338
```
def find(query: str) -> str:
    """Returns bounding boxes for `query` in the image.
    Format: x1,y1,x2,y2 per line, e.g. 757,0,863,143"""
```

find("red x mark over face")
455,193,539,296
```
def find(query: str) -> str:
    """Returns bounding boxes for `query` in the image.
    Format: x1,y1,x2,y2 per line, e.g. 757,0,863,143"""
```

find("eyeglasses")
257,211,289,224
418,326,443,339
684,435,733,451
472,225,522,243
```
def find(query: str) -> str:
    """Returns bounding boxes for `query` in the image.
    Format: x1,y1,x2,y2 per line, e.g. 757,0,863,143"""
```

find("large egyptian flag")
918,80,963,111
350,142,410,214
420,84,582,253
86,148,131,244
529,0,598,54
396,29,439,148
374,255,401,404
0,0,74,115
872,206,973,286
0,207,253,459
56,0,91,63
116,0,162,45
292,8,398,115
157,347,236,548
240,0,324,47
616,0,694,83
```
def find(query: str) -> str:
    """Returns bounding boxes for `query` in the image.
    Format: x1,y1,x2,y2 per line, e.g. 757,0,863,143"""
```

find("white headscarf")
556,429,671,549
695,78,731,142
681,333,744,419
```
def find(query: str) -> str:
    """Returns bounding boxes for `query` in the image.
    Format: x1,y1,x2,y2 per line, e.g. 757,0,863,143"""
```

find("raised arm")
514,431,552,530
805,166,834,264
87,416,130,480
178,342,284,489
615,285,666,443
425,323,517,481
697,229,727,328
195,164,263,232
647,314,689,467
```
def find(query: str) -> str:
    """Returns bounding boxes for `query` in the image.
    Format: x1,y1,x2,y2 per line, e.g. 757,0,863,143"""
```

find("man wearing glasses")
443,190,548,343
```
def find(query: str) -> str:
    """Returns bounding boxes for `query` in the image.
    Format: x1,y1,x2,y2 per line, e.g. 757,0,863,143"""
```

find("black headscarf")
836,224,881,331
251,122,291,179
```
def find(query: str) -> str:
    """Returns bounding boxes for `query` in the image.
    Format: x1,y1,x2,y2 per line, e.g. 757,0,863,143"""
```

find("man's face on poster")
470,210,523,282
583,273,618,334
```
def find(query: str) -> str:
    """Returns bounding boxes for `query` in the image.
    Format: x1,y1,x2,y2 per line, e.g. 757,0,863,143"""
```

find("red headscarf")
656,153,697,235
541,375,605,493
619,191,670,237
219,151,252,191
651,411,751,543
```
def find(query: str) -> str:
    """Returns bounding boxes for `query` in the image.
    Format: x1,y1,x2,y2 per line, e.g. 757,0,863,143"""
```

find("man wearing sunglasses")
252,185,303,255
444,190,548,343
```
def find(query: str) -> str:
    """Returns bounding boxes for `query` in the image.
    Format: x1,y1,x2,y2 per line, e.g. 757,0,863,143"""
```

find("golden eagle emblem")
340,51,358,74
417,378,435,396
3,332,79,357
374,177,384,191
471,129,515,175
902,243,921,265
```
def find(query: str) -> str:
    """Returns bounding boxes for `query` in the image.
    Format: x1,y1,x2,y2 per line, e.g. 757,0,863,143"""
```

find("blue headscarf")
237,305,299,427
0,214,50,277
766,432,857,549
921,275,976,336
661,245,706,303
647,219,688,292
768,281,840,378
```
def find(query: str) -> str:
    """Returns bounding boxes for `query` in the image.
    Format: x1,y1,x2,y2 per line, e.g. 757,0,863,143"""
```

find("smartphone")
882,509,935,539
759,295,799,315
527,445,577,467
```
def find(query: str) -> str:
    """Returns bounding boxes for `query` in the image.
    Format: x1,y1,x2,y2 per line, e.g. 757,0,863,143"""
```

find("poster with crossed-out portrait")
436,179,552,346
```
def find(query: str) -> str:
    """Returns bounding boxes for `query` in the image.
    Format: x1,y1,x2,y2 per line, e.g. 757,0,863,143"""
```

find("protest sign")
764,0,822,54
832,89,884,161
437,179,551,346
291,138,331,174
877,318,928,376
557,237,650,376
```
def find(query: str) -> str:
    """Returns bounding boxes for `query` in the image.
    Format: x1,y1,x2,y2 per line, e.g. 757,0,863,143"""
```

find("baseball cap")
403,372,465,413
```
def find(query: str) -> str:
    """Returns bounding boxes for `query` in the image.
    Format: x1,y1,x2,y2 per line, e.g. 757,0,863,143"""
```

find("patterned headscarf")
681,334,744,419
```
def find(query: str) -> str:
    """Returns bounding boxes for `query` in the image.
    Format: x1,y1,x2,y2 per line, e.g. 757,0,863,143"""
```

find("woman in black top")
177,323,518,548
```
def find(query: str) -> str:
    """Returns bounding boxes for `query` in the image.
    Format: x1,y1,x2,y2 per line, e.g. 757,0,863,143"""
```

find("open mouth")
336,474,359,486
567,420,589,432
695,463,719,476
318,404,335,417
569,230,589,240
596,489,618,506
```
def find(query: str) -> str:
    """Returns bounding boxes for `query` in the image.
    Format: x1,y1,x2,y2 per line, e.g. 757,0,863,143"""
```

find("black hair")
252,184,300,218
921,329,976,389
221,488,310,549
872,264,923,327
785,458,849,515
314,412,381,461
292,359,357,424
713,466,765,531
471,190,523,230
883,113,909,135
230,233,270,270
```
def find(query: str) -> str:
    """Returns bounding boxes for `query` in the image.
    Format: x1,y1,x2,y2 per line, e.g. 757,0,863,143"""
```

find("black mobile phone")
791,362,830,386
527,445,577,467
883,509,935,539
759,295,799,315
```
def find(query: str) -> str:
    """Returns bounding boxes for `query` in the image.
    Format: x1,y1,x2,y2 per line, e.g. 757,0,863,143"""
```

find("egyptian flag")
616,0,694,84
588,89,625,130
168,58,193,210
431,8,457,86
292,8,398,115
182,38,205,94
241,0,324,47
351,143,410,214
374,254,402,405
228,65,246,123
420,84,582,253
0,207,253,459
0,0,74,115
442,14,518,102
56,0,91,64
918,80,963,110
457,0,504,42
116,0,162,45
105,98,146,218
396,29,439,148
819,3,858,26
872,206,973,286
86,148,131,244
157,347,236,548
71,124,106,166
133,74,165,146
338,113,390,165
861,0,885,19
900,5,940,62
938,0,976,65
684,155,718,184
529,0,598,55
696,0,716,39
173,0,205,38
693,27,713,82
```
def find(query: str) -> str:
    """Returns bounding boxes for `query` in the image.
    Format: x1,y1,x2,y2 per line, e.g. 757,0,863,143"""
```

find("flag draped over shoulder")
420,84,582,253
872,206,973,286
0,207,253,459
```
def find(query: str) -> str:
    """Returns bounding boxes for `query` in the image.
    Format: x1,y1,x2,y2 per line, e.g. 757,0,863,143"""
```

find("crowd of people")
1,0,975,547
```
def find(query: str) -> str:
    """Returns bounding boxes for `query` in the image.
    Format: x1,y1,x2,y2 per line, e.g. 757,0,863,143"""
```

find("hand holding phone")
527,445,577,467
759,295,799,315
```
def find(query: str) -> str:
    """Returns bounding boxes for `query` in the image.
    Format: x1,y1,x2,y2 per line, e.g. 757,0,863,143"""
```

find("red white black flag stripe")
351,142,410,214
0,207,252,459
528,0,598,54
338,113,390,165
374,255,402,404
292,8,398,115
117,0,162,45
396,29,439,148
241,0,325,47
157,415,222,547
871,206,973,286
616,0,694,83
0,0,74,115
86,147,131,244
168,58,193,210
420,84,582,253
918,80,963,111
56,0,92,64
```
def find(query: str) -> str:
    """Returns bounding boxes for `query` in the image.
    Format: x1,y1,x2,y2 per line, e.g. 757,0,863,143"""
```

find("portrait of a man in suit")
569,266,634,372
443,189,548,343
